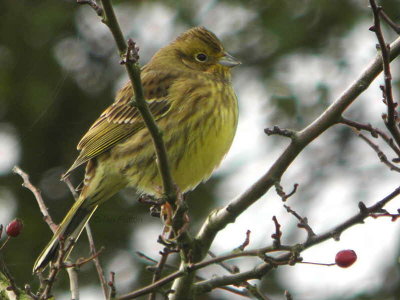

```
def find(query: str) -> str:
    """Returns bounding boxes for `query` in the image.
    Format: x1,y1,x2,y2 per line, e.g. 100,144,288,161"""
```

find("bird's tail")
33,196,98,273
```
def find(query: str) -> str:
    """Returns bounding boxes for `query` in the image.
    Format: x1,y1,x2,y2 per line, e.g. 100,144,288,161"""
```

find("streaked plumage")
34,26,240,272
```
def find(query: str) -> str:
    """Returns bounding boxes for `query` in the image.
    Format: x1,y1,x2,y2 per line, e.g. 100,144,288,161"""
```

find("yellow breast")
112,75,238,195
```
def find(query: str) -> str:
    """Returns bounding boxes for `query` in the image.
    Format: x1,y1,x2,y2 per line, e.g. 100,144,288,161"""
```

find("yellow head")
147,26,240,78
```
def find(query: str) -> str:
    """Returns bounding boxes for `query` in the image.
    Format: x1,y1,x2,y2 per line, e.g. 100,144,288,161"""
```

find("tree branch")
369,0,400,148
97,0,177,202
168,35,400,299
192,186,400,293
12,166,58,233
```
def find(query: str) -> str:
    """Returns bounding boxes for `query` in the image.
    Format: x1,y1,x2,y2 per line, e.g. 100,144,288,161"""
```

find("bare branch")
167,34,400,299
108,272,116,300
379,9,400,34
264,126,297,139
77,0,103,16
271,216,282,248
369,0,400,147
357,131,400,172
12,166,58,233
340,117,400,158
192,187,400,293
237,230,251,252
274,182,299,202
208,251,239,274
66,266,80,300
39,238,75,300
284,205,316,241
64,177,109,299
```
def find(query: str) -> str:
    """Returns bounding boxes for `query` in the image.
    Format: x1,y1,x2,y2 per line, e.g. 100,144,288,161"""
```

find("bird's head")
150,27,240,79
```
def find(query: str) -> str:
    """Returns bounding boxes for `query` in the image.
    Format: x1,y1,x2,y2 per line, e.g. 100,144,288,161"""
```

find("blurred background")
1,0,400,299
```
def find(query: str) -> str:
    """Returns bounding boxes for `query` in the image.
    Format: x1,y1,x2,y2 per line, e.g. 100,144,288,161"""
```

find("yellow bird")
34,26,240,272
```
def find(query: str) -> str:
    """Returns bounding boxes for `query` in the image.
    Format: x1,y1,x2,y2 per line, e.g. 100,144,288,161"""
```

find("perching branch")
92,0,177,202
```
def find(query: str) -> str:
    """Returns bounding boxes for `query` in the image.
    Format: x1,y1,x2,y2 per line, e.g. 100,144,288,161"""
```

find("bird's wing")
62,71,178,178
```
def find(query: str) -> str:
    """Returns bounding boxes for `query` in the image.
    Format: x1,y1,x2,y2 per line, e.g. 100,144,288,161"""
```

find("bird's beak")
218,52,241,68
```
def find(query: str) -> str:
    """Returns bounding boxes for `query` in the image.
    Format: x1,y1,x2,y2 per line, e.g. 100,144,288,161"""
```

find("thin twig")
66,266,80,300
340,117,400,158
24,284,38,300
379,10,400,34
108,272,117,300
357,131,400,172
208,251,239,274
283,205,316,241
242,282,272,300
64,177,109,299
192,187,400,294
77,0,103,16
136,251,250,298
118,186,400,299
369,0,400,148
271,216,282,248
147,245,174,300
39,238,75,300
65,247,105,269
237,230,251,252
117,246,290,299
274,182,299,202
12,166,58,233
264,126,297,139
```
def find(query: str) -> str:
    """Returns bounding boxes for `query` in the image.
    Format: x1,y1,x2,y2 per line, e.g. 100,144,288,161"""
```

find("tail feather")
33,197,98,273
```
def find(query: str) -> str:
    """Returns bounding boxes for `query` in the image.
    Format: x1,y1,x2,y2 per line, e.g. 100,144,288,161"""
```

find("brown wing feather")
62,70,179,179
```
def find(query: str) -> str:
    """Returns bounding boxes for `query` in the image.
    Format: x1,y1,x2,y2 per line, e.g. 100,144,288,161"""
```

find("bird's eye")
195,53,208,62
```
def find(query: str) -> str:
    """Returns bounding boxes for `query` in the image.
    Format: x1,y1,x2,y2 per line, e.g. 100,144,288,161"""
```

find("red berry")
6,219,23,237
335,249,357,268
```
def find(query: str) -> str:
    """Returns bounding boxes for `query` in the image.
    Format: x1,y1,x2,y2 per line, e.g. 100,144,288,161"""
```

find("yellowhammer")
34,26,240,272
